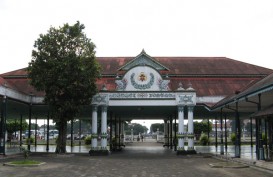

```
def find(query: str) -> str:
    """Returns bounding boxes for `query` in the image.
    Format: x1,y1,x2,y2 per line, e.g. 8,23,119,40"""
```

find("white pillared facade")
1,50,273,157
89,51,198,154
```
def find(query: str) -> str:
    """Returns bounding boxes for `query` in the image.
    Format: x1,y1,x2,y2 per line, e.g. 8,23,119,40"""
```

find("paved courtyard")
1,142,273,177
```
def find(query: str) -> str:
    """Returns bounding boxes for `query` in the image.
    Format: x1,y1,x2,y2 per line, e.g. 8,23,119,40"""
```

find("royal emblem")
130,73,155,90
138,72,147,82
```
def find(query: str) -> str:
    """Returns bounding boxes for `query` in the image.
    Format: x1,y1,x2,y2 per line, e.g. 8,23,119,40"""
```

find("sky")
1,0,273,129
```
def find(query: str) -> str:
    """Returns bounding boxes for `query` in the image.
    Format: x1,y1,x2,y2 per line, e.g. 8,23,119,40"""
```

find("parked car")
47,130,59,139
75,134,86,140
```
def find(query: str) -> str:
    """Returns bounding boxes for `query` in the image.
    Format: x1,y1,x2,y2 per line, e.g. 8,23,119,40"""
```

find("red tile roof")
168,78,259,96
1,56,272,99
97,57,272,75
212,72,273,109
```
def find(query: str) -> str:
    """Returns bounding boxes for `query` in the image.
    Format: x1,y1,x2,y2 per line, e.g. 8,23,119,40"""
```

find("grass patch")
10,160,41,165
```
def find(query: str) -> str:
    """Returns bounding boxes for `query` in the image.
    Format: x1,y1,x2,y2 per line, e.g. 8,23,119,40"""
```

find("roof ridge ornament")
101,84,108,91
141,49,146,54
187,82,195,91
177,82,185,91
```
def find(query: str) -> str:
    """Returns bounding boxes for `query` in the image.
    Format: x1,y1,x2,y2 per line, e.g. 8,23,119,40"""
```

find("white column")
187,106,194,150
178,106,185,150
164,120,168,145
101,105,108,149
91,105,98,150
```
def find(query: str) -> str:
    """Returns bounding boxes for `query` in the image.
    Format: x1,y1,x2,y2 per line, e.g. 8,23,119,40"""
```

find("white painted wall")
123,66,163,91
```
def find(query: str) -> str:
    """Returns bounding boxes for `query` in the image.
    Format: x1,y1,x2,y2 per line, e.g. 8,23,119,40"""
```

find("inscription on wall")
92,92,196,106
109,92,176,99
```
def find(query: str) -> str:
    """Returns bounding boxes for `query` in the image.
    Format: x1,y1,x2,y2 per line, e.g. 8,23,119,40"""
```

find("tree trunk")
55,118,67,154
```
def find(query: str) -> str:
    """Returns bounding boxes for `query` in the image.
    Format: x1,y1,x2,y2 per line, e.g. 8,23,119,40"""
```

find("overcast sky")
1,0,273,75
2,0,273,129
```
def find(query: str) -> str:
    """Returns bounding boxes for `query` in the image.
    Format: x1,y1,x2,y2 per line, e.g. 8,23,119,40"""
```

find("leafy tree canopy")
30,123,39,130
27,21,100,153
124,123,148,135
6,119,28,134
28,21,100,120
150,123,164,133
193,120,212,135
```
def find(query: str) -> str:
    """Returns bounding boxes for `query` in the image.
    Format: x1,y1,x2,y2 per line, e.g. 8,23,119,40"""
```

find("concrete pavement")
0,142,273,177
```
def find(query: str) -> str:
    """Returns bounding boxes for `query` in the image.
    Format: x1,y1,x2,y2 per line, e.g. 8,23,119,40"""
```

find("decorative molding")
188,106,194,112
91,92,197,106
92,94,109,105
177,132,186,139
130,73,155,90
100,133,108,139
101,105,108,112
118,51,169,71
176,93,196,106
91,134,98,139
109,92,176,99
158,79,170,91
115,79,127,91
178,106,184,113
187,133,195,139
177,82,185,91
177,135,186,139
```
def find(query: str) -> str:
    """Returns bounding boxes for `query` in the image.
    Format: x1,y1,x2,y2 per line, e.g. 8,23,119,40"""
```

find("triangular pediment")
118,50,169,71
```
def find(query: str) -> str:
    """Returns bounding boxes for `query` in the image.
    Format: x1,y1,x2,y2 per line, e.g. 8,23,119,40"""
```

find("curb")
211,153,273,173
3,162,46,167
209,162,249,168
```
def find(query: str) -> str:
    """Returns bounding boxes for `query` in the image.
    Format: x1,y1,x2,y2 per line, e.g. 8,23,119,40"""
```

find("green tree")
6,119,28,139
125,123,148,135
150,123,164,133
28,21,100,153
193,120,212,135
31,123,39,130
199,133,210,145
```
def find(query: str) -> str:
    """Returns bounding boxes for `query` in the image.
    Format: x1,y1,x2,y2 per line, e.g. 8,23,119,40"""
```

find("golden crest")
138,72,147,82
